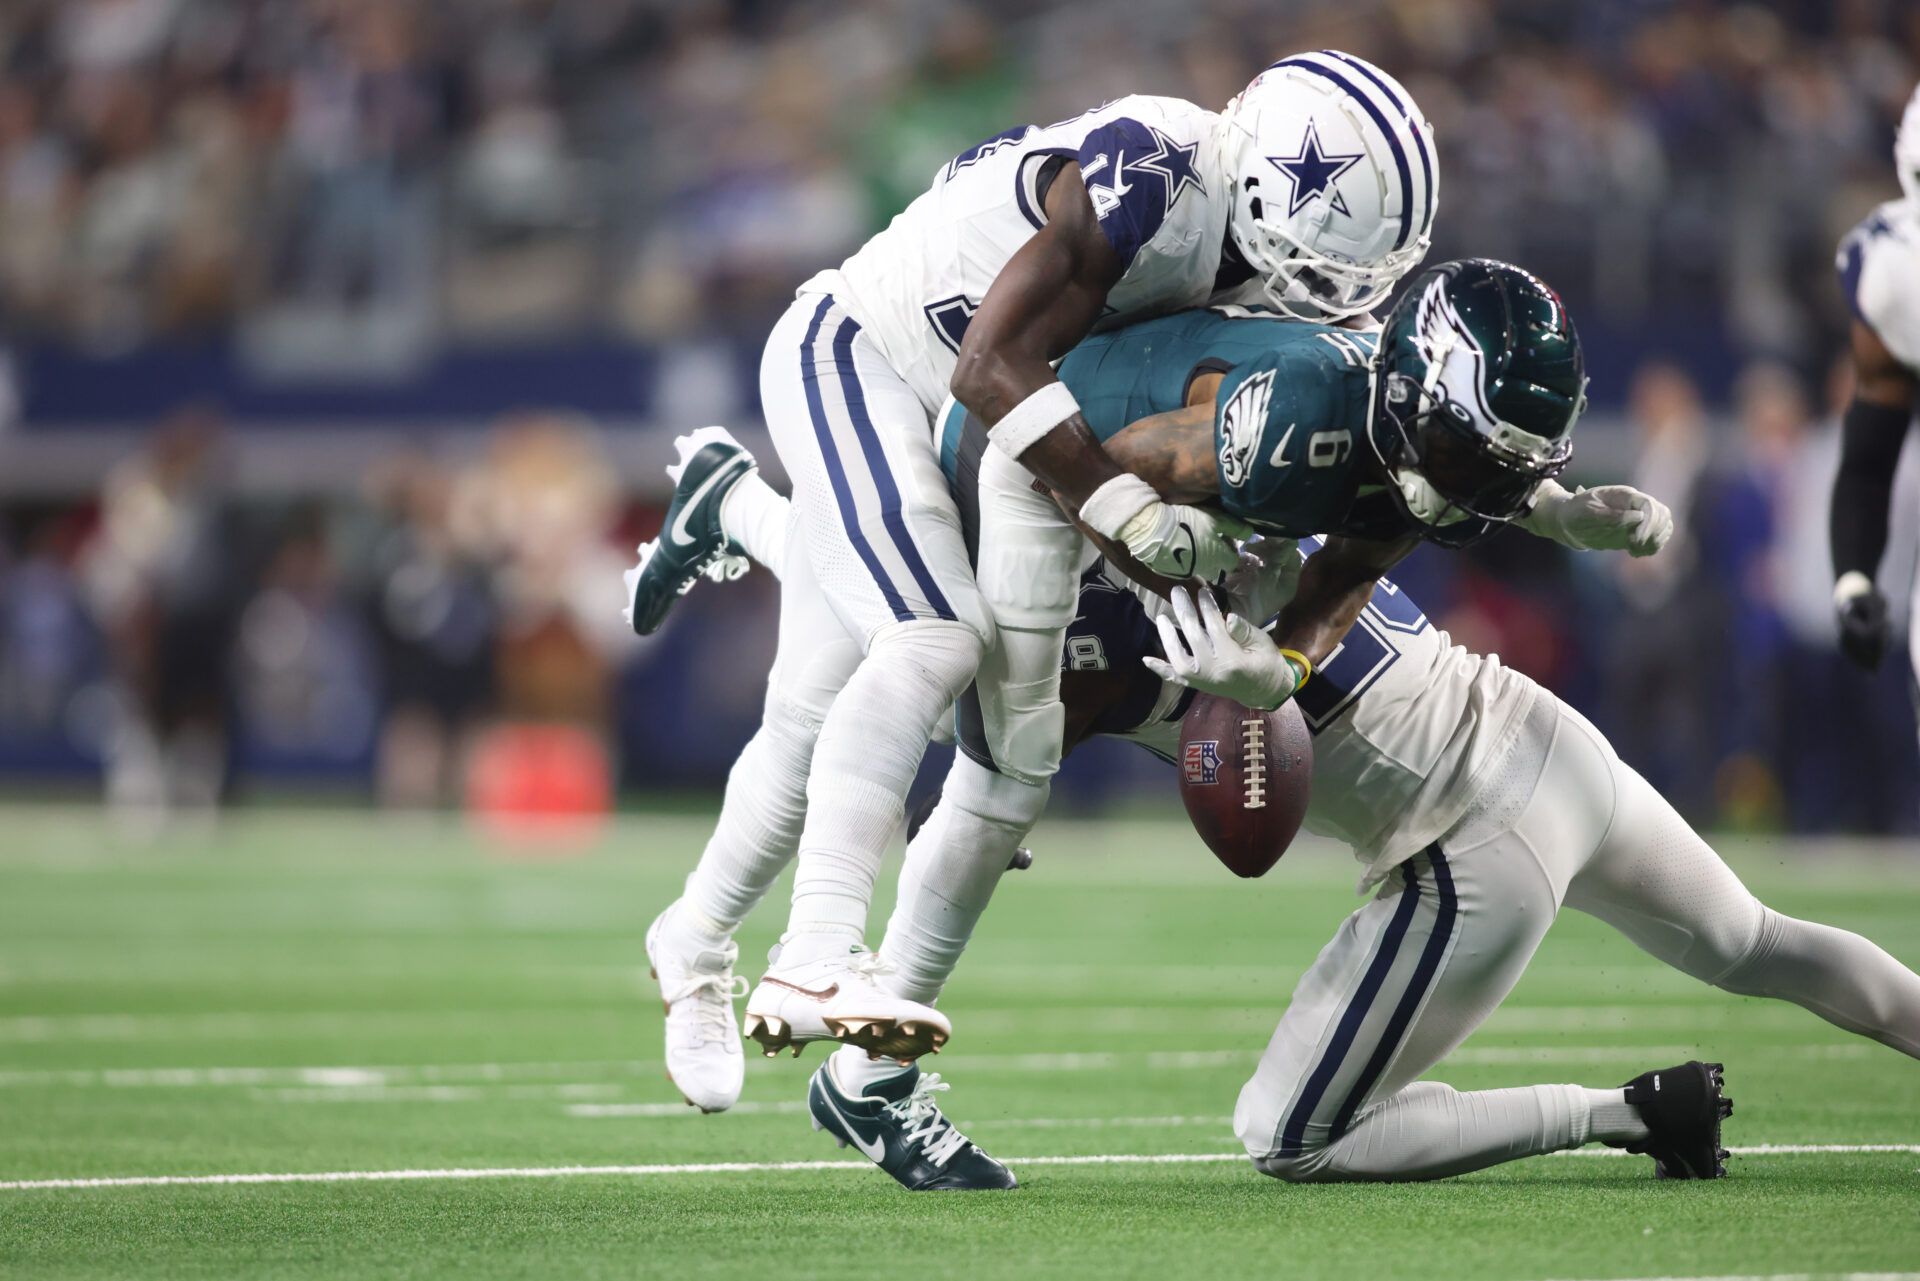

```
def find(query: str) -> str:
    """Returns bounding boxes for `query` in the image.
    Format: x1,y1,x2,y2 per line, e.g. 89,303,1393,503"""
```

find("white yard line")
0,1152,1248,1191
3,1144,1917,1194
0,1042,1880,1092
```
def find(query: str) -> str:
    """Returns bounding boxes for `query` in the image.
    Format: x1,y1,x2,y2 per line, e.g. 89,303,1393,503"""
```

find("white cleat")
742,947,951,1063
645,906,747,1113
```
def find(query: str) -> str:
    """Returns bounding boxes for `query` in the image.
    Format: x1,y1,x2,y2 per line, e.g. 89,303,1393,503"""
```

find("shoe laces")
693,552,751,588
884,1073,969,1168
665,971,748,1047
846,950,895,983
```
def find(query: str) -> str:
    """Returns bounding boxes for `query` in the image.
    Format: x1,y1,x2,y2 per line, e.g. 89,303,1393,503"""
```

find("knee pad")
947,754,1050,835
868,618,989,704
971,626,1067,787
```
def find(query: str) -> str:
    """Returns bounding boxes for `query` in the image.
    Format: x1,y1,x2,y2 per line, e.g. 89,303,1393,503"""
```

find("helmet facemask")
1369,366,1573,547
1232,195,1430,320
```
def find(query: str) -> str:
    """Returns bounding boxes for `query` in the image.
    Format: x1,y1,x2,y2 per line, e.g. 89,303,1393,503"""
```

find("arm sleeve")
1830,398,1912,581
1076,118,1173,271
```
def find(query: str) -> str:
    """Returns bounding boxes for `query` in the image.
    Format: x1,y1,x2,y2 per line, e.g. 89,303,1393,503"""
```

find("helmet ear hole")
1248,196,1264,222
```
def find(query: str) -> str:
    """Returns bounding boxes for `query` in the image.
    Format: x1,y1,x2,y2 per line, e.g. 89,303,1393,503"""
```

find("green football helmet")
1365,258,1586,547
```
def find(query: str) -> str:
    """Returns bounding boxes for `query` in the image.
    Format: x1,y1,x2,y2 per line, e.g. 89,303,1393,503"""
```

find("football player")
637,260,1676,1186
1831,85,1920,719
697,516,1919,1192
632,53,1442,1086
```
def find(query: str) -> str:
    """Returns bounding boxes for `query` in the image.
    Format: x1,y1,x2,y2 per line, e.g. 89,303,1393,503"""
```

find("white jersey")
1118,546,1539,885
801,96,1232,415
1839,198,1920,372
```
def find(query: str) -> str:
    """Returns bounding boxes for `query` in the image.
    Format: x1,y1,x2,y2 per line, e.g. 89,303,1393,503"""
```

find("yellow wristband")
1278,648,1313,691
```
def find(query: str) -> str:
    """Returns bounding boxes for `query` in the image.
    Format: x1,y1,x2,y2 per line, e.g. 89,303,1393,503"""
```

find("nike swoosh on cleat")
761,978,840,1002
668,457,747,548
817,1085,887,1163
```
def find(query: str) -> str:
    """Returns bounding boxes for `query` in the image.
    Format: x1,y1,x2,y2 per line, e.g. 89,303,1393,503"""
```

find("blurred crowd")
0,0,1916,829
0,0,1913,357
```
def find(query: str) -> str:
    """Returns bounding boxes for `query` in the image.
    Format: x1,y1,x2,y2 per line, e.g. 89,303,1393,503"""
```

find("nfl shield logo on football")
1184,740,1221,785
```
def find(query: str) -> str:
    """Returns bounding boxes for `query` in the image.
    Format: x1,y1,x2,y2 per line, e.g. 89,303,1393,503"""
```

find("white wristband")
1078,473,1160,539
990,381,1081,459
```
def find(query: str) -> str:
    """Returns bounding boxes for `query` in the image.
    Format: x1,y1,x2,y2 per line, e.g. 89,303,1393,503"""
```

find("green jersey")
936,305,1428,542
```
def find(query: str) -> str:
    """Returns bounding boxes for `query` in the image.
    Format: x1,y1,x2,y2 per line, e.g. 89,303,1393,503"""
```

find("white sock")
875,758,1048,1003
831,1044,913,1095
782,622,982,966
1585,1087,1651,1143
671,696,815,944
718,472,791,576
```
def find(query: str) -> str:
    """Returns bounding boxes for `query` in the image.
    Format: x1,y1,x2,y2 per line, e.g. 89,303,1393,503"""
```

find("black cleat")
1618,1060,1733,1179
807,1060,1017,1192
623,427,756,636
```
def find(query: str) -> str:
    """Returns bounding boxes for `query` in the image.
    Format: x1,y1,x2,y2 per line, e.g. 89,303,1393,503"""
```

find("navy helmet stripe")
1321,50,1433,235
830,316,960,623
797,298,912,622
1327,845,1458,1142
1277,864,1424,1157
1271,57,1414,250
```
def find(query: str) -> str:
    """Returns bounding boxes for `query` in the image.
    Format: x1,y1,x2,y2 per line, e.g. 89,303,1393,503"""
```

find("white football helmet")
1215,50,1438,320
1897,82,1920,205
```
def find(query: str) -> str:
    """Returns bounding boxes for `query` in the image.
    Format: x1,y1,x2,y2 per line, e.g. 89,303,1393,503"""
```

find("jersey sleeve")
1076,118,1175,271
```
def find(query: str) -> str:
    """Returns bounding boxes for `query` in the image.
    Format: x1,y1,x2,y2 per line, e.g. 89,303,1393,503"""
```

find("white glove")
1079,474,1250,582
1519,479,1673,557
1219,538,1303,624
1142,586,1306,711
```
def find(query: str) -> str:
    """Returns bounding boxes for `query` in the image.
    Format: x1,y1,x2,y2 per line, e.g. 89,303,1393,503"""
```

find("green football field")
2,807,1917,1280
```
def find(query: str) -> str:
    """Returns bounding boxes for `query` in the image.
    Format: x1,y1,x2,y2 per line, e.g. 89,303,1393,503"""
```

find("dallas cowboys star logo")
1268,120,1362,217
1133,125,1205,215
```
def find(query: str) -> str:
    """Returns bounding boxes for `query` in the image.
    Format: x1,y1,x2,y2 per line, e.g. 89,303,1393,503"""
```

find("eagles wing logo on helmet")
1217,369,1277,487
1411,275,1497,430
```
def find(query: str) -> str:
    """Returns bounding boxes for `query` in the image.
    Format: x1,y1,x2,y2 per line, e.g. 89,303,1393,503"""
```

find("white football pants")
753,295,989,959
1236,695,1920,1182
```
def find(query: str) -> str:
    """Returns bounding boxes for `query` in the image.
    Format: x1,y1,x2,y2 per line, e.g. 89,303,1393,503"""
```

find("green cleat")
808,1060,1016,1192
624,427,757,636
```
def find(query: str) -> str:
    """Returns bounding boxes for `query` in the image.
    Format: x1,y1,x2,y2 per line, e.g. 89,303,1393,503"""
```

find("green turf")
1,808,1917,1280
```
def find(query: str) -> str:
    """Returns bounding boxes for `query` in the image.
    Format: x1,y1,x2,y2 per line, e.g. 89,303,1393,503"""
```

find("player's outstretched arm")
953,167,1247,581
1518,479,1672,556
1270,534,1416,671
1830,319,1918,671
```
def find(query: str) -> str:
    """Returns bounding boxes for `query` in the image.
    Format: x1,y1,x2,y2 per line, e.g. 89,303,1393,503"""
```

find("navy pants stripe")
1328,848,1458,1141
797,296,913,621
827,316,958,623
1277,844,1457,1156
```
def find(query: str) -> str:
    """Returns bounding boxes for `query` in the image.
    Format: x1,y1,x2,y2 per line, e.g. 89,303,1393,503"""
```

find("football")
1176,693,1313,878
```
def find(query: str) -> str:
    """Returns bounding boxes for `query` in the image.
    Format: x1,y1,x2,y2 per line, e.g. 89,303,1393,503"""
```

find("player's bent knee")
949,754,1049,832
1248,1147,1334,1184
868,618,990,700
984,682,1066,787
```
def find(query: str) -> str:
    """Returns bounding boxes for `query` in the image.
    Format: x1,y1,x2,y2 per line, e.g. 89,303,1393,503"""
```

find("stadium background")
0,0,1916,835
